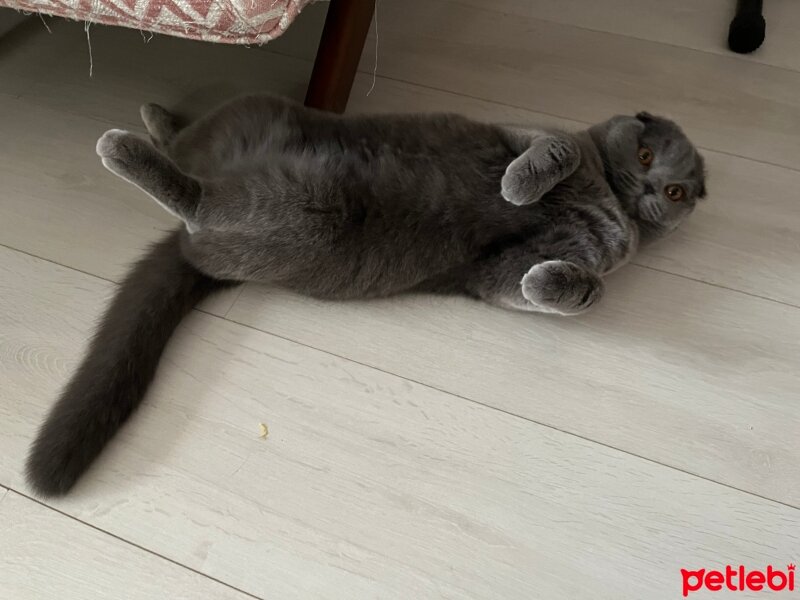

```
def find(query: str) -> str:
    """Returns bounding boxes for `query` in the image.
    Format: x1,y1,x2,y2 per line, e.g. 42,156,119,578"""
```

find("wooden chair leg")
304,0,376,113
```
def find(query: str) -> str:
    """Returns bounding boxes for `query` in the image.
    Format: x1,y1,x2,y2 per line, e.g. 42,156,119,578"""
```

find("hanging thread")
366,0,380,96
84,21,94,78
38,14,52,34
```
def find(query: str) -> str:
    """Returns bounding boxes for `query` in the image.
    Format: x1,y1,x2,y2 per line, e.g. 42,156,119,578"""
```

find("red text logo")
681,565,795,596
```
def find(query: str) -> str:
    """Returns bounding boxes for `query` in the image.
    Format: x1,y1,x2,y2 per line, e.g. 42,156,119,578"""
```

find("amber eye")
664,184,685,202
637,147,654,167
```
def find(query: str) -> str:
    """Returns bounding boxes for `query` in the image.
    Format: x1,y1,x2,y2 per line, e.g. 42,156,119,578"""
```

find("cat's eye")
664,184,685,202
637,147,654,167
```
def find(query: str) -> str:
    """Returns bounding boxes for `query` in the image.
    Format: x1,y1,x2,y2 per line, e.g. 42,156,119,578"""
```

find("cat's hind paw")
96,130,152,181
140,104,179,148
96,129,132,159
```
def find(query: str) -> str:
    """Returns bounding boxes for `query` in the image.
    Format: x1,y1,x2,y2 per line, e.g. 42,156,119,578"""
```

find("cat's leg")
468,247,604,315
96,129,201,229
501,133,581,206
140,103,181,151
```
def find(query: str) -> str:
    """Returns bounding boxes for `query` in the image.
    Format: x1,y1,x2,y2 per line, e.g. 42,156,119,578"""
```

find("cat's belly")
484,192,638,275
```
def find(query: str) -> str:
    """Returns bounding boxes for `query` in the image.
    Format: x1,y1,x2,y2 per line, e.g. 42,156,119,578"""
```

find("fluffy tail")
26,230,232,496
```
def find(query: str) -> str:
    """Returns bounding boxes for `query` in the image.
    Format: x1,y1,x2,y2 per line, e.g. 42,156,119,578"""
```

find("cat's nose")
643,182,655,195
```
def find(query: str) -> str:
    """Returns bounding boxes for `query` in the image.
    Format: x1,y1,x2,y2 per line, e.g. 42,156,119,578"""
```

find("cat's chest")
531,186,638,269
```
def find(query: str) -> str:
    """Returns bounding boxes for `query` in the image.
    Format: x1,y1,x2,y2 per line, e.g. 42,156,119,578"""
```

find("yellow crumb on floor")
259,422,269,439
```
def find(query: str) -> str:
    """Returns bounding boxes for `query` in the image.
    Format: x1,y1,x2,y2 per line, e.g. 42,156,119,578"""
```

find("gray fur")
99,95,706,315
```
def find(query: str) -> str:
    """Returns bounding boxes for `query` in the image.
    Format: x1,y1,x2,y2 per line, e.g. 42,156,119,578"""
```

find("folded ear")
603,115,645,156
694,151,707,199
636,111,655,124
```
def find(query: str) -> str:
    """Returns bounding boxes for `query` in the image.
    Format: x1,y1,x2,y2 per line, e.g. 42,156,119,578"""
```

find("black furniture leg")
728,0,766,54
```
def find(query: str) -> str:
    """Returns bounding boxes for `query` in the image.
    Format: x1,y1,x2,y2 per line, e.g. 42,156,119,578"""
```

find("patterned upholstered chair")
0,0,374,111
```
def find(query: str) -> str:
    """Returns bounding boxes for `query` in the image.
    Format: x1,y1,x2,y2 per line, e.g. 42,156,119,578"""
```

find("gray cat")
26,95,706,496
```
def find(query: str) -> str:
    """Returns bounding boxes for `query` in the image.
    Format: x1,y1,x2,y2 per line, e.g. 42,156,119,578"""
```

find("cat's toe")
549,137,581,176
501,181,528,206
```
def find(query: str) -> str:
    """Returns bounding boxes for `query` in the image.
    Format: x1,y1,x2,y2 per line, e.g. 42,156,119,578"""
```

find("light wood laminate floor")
1,2,798,598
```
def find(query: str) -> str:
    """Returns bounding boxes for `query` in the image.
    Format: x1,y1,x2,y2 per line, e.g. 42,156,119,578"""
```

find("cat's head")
591,112,706,240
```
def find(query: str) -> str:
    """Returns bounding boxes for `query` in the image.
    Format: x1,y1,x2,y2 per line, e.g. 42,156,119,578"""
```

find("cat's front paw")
501,136,580,206
521,260,603,315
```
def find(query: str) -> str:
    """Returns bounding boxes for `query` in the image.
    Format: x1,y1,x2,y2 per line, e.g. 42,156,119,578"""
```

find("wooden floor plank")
227,264,800,506
262,1,800,75
453,0,800,73
0,492,254,600
2,246,798,599
4,3,800,597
